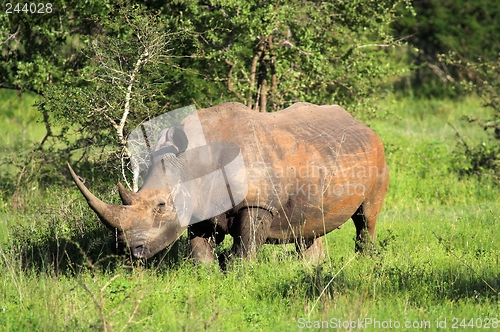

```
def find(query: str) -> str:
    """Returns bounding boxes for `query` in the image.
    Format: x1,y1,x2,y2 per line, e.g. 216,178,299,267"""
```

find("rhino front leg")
189,236,215,264
231,207,272,259
189,223,224,264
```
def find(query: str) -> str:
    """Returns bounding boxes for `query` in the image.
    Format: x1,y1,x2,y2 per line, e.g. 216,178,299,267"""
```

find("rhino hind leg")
352,163,389,253
295,237,325,262
351,205,375,253
352,192,387,253
231,207,272,259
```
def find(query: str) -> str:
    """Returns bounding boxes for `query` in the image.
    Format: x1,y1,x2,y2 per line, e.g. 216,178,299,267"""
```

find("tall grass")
0,92,499,331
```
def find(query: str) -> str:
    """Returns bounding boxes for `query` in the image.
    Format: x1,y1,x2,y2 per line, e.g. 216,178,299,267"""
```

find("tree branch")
225,59,244,100
448,122,469,149
259,78,267,112
356,35,415,49
426,55,456,84
0,24,20,46
248,40,266,109
257,38,269,112
268,35,277,97
102,109,118,130
38,104,52,149
117,50,150,151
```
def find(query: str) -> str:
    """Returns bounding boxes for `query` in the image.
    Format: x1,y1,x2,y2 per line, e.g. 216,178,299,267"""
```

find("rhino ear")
168,126,188,153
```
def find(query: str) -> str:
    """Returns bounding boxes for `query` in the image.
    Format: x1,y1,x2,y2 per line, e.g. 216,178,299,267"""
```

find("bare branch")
121,149,134,191
38,106,52,149
356,43,393,49
426,62,456,84
260,78,267,113
0,25,20,46
254,84,262,112
103,111,119,130
448,121,469,149
118,50,150,149
356,35,415,49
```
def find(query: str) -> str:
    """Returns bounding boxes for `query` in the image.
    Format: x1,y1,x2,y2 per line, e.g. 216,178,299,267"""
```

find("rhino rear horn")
67,163,129,230
118,182,140,205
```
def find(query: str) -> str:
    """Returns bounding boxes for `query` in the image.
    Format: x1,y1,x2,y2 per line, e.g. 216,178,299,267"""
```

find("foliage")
163,0,411,113
392,0,500,178
40,4,196,186
393,0,500,97
446,55,500,180
1,2,199,187
0,0,115,94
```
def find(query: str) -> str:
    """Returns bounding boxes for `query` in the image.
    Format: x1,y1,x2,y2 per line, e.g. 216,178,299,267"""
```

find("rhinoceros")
68,102,389,263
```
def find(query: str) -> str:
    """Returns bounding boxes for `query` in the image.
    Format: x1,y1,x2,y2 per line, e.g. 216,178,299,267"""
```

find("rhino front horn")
67,163,128,230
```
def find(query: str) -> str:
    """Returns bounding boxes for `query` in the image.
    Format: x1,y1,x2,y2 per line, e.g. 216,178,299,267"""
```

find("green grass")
0,89,45,145
0,92,499,331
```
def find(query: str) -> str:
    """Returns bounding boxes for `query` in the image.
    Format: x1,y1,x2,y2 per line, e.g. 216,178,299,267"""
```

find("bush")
393,0,500,97
448,56,500,181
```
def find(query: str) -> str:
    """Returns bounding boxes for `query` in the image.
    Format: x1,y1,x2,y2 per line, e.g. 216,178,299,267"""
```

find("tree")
0,0,412,191
39,3,209,191
163,0,411,113
1,2,198,189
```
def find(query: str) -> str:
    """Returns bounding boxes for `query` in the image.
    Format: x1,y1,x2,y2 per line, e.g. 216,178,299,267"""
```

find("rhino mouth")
132,245,149,259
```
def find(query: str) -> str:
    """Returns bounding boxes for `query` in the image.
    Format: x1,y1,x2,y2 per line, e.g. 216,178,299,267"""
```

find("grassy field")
0,90,499,331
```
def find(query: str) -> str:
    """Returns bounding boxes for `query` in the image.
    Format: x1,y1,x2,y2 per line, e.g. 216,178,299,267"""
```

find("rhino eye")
154,202,166,214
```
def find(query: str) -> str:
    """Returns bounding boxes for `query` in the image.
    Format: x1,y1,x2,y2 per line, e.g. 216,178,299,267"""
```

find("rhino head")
69,122,247,259
68,127,190,259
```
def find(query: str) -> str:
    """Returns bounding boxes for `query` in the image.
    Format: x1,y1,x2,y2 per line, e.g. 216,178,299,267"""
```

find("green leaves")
393,0,500,97
1,0,412,184
174,0,408,113
447,55,500,180
0,0,115,93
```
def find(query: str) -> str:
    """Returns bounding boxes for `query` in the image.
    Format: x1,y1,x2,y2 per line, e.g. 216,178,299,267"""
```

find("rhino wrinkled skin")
69,102,389,263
